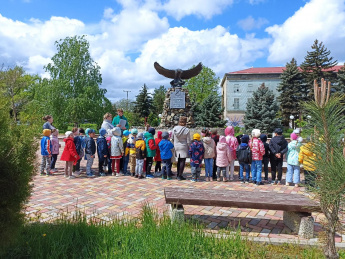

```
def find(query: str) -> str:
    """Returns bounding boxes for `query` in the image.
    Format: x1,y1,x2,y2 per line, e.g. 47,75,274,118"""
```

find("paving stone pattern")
27,138,345,243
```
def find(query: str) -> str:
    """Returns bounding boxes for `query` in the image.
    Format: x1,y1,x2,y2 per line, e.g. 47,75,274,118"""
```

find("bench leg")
169,204,184,223
283,211,314,239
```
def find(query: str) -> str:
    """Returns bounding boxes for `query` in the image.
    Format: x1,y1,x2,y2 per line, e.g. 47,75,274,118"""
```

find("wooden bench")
164,187,321,239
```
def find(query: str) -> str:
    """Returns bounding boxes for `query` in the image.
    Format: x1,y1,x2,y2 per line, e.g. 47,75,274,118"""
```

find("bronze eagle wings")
154,62,203,88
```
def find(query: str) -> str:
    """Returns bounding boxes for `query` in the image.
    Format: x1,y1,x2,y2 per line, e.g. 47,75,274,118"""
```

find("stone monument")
154,62,202,127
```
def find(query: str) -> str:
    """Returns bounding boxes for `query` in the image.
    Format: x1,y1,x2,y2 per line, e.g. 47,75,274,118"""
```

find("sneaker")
179,176,186,180
205,177,209,182
68,175,75,179
46,172,53,176
135,175,138,178
162,175,167,180
245,180,249,184
191,178,196,182
87,173,95,178
64,174,68,178
240,180,244,184
277,181,282,185
40,172,45,176
217,178,221,182
146,174,154,178
167,177,172,180
100,172,106,177
155,172,162,177
253,181,257,184
286,182,290,186
115,173,120,177
210,178,213,182
272,181,277,185
131,173,135,177
138,175,144,179
256,182,264,186
295,184,299,187
223,178,228,182
72,171,80,177
230,176,234,181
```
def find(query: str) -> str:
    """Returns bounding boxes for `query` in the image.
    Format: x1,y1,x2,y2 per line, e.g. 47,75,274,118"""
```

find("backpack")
236,146,252,164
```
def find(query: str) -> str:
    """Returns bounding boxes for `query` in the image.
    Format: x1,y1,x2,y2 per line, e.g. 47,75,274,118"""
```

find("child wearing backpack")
236,135,251,183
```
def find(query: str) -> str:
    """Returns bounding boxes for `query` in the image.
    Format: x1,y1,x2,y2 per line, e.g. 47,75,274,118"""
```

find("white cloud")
237,16,269,31
266,0,345,64
162,0,234,20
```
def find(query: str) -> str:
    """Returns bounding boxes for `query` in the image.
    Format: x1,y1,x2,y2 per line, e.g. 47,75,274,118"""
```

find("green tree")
335,64,345,93
0,96,38,248
300,39,338,98
243,83,280,133
194,94,226,127
184,66,219,104
303,80,345,259
0,66,38,122
43,35,111,128
114,98,135,113
277,58,303,126
133,84,153,118
152,85,167,115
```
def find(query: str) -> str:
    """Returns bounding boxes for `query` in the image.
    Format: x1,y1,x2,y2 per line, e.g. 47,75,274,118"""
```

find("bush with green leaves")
0,98,38,248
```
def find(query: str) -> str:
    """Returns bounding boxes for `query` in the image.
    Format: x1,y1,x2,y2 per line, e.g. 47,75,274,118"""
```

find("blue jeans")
191,166,201,179
251,160,262,183
239,163,250,181
204,158,213,177
286,164,300,184
162,159,172,177
123,155,129,174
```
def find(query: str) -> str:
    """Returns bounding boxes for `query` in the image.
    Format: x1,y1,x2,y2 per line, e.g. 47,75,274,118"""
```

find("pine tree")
152,85,167,115
336,64,345,93
133,84,153,118
300,39,338,98
277,58,303,126
194,94,226,127
243,83,280,133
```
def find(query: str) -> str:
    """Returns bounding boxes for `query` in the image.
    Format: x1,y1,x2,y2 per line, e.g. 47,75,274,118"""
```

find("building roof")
228,65,343,75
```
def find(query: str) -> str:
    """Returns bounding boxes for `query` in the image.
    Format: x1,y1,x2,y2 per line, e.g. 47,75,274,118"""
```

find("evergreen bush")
0,98,38,248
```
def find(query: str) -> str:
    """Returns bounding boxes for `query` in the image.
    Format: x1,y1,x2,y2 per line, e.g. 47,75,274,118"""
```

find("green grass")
0,205,332,259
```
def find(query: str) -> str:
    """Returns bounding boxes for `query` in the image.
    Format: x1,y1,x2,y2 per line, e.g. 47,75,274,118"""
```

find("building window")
248,83,253,92
234,84,240,93
234,98,239,110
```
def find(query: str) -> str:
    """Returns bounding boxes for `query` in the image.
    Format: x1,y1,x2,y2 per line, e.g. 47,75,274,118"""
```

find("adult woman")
42,115,56,130
171,116,191,180
101,113,114,134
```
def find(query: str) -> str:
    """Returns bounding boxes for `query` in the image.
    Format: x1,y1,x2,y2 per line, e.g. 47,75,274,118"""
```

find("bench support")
283,211,314,239
168,204,184,223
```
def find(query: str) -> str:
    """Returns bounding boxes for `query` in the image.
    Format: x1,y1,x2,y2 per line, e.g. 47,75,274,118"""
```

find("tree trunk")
323,209,339,259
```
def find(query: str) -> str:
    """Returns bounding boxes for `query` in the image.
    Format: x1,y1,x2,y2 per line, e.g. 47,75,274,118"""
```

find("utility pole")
123,90,131,111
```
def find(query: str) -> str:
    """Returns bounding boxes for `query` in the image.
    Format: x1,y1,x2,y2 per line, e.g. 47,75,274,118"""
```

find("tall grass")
1,205,326,258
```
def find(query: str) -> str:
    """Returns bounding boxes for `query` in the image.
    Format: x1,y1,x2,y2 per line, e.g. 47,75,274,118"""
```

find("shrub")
0,98,38,248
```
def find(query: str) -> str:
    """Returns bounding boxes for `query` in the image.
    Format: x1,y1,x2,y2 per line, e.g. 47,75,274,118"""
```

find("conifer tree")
133,84,153,118
243,83,280,133
336,64,345,93
277,58,303,126
300,39,338,98
194,94,226,127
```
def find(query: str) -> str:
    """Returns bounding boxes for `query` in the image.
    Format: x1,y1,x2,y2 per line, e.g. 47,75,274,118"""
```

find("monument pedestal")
159,87,195,128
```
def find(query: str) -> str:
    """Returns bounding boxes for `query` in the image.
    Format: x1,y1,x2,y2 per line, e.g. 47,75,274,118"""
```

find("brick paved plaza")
27,138,345,245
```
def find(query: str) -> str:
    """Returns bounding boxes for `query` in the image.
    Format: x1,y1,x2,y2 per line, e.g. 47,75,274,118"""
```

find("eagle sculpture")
154,62,203,88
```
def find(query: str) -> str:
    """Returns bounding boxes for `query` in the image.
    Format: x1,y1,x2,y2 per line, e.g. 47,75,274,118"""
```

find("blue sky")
1,0,345,101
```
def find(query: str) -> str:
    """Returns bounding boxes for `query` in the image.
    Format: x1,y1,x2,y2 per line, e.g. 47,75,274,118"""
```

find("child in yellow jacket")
298,142,316,187
127,128,138,177
135,132,146,179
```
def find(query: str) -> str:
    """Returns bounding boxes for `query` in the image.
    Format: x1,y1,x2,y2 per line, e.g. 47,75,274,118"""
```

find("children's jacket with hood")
159,139,174,160
127,135,136,155
144,132,157,158
189,140,204,167
154,131,163,161
287,140,302,166
298,143,316,171
236,135,251,164
61,138,80,163
41,136,52,156
122,135,130,156
172,125,191,158
225,126,238,160
249,138,265,161
135,138,146,159
111,128,124,157
97,131,108,159
216,136,232,167
202,136,216,159
51,133,59,155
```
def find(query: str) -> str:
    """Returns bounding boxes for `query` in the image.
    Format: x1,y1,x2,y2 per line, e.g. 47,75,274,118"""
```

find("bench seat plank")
164,187,321,213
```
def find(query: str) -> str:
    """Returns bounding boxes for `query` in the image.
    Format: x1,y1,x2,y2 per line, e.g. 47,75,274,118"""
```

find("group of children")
40,120,309,185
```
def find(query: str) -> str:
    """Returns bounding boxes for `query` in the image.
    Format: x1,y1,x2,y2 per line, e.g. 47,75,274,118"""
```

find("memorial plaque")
170,91,185,109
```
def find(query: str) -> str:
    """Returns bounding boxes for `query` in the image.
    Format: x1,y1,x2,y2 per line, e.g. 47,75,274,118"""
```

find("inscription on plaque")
170,91,186,109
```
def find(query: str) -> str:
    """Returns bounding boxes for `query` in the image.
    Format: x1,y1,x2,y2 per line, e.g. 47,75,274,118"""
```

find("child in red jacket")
61,131,80,179
154,131,163,176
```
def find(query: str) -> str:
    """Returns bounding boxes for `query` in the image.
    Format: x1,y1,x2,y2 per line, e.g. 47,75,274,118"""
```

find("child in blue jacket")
40,129,52,176
97,128,108,176
189,133,204,182
158,132,174,180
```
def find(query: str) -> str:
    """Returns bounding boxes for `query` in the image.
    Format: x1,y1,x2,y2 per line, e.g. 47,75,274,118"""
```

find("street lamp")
290,115,295,129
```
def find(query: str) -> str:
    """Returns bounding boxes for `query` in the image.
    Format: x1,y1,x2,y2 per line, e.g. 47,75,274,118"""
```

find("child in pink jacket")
225,126,238,181
249,129,265,185
50,129,61,173
216,136,232,182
